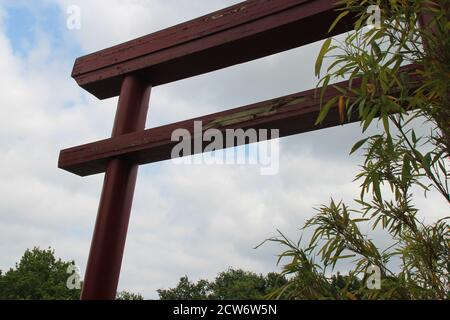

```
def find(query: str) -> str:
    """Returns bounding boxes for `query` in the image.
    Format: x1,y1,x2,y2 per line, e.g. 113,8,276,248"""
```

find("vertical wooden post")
81,75,151,300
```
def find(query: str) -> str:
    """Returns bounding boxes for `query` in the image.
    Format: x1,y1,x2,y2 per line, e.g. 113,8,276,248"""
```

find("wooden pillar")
80,75,151,300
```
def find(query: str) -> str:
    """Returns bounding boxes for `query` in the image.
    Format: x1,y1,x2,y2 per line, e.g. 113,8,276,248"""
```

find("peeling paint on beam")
57,86,348,176
72,0,354,99
59,64,421,176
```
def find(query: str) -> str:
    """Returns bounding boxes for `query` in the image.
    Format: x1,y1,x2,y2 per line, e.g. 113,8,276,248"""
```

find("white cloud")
49,0,243,53
0,0,447,299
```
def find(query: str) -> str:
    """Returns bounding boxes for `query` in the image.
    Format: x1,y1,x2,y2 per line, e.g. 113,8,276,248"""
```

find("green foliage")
116,290,144,300
158,276,211,300
0,247,144,300
264,0,449,300
209,269,285,300
158,269,287,300
0,247,80,300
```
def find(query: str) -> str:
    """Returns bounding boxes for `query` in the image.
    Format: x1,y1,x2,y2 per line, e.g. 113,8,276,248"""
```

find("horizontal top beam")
72,0,353,99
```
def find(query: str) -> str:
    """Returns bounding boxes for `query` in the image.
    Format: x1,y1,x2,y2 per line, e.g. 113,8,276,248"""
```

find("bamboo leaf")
362,105,379,132
315,38,332,77
350,138,369,155
328,11,350,33
315,96,338,125
402,154,411,185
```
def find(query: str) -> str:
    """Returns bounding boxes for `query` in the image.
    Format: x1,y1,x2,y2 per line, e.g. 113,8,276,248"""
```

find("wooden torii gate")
58,0,416,300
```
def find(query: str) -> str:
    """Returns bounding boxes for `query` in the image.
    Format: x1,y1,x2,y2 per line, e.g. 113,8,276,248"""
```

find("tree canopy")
158,268,287,300
0,247,144,300
0,247,80,300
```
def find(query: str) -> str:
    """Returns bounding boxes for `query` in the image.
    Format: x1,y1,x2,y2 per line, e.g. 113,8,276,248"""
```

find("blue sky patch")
4,2,81,59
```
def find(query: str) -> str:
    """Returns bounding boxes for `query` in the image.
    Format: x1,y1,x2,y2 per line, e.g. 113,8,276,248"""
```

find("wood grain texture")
72,0,354,99
59,64,420,176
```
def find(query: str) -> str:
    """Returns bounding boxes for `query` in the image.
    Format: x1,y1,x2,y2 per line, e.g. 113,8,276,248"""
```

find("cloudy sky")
0,0,447,298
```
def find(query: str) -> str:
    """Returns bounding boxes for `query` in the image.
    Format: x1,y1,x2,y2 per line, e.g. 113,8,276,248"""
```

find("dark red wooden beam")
60,86,340,176
59,64,420,177
72,0,354,99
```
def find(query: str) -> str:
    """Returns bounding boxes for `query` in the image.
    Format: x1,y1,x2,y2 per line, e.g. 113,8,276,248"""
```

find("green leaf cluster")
265,0,449,300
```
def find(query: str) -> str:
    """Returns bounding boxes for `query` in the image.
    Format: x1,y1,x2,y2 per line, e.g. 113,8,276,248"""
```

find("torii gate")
58,0,417,300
